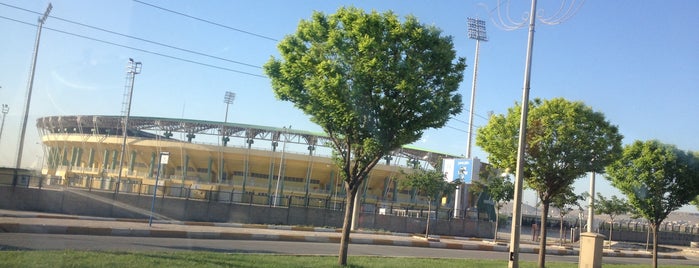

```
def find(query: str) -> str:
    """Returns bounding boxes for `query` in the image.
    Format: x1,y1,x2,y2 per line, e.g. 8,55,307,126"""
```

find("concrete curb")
0,213,689,260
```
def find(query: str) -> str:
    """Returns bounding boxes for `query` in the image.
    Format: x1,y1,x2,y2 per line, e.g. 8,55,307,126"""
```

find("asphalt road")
1,233,697,266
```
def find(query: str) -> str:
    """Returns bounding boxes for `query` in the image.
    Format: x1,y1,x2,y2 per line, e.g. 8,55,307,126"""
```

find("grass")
0,250,692,268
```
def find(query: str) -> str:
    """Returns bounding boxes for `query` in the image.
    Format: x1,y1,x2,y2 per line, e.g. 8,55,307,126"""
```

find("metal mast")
116,59,142,194
15,3,51,174
454,17,488,219
219,91,235,182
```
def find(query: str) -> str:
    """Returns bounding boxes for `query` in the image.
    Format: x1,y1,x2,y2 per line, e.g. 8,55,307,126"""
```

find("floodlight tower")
454,17,489,219
219,91,235,182
465,17,487,159
15,3,51,175
116,58,142,194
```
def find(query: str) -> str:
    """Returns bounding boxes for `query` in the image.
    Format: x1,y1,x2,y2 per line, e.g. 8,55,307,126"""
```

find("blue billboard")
442,158,479,184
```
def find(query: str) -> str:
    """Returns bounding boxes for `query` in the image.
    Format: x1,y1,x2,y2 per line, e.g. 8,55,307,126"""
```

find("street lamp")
116,58,142,194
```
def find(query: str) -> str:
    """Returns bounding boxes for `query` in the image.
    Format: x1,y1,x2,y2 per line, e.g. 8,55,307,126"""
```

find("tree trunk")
493,207,500,242
337,186,358,266
609,219,614,249
425,200,431,239
559,214,564,246
652,223,658,268
537,202,550,268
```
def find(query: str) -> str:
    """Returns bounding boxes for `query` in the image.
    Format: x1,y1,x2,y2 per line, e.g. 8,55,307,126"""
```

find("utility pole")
15,3,51,187
116,58,142,194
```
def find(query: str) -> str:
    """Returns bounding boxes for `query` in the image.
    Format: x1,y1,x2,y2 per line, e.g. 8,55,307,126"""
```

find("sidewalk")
0,209,691,260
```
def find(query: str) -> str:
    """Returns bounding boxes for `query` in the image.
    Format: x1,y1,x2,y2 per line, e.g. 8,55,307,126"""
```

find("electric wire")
133,0,279,42
0,15,267,78
0,2,263,69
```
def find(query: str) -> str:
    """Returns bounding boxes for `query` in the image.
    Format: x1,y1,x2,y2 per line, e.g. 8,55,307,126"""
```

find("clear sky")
1,0,698,212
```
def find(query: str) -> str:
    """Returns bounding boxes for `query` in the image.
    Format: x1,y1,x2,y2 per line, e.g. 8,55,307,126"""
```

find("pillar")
87,148,94,169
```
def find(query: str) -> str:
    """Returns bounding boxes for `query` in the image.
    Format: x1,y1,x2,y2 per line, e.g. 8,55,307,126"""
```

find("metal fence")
0,172,466,220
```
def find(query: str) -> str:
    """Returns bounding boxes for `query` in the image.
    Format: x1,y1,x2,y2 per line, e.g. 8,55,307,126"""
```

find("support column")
242,151,249,193
103,150,109,172
110,150,118,170
128,150,136,173
148,152,155,178
207,157,213,182
182,154,189,185
87,148,94,169
382,177,390,200
328,170,335,197
70,147,78,167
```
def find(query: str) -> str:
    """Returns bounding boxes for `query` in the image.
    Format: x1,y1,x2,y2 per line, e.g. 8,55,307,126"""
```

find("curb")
0,213,689,260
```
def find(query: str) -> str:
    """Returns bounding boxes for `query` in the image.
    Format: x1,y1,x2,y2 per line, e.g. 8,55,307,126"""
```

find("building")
36,115,485,213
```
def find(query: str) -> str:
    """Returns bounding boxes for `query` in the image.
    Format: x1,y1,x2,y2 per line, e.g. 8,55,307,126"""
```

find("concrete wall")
0,186,490,237
601,228,699,246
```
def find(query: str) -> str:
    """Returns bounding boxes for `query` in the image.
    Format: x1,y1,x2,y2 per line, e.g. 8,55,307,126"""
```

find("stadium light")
15,3,51,182
116,58,142,194
219,91,235,182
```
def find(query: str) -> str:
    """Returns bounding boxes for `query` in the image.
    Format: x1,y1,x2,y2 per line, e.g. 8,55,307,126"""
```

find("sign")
159,152,170,165
442,158,479,184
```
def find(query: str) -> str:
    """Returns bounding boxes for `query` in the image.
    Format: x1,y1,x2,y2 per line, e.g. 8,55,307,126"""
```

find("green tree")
471,166,514,242
476,98,622,268
550,187,582,246
606,140,699,268
594,194,631,249
400,168,458,239
264,7,465,266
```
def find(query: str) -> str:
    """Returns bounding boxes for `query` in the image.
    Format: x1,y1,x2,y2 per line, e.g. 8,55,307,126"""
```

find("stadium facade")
36,115,485,214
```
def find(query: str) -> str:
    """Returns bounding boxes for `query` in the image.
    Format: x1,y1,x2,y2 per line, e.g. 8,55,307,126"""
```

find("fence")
0,170,477,222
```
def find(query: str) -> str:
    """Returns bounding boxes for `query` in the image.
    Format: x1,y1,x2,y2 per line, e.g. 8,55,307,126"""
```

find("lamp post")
149,151,169,226
508,1,537,267
116,59,142,194
15,3,51,179
0,104,8,144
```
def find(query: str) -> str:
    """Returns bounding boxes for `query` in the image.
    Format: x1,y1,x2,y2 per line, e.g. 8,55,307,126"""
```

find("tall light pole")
116,59,142,194
508,0,537,267
15,3,51,179
0,104,8,144
219,91,235,182
586,172,595,232
455,17,489,219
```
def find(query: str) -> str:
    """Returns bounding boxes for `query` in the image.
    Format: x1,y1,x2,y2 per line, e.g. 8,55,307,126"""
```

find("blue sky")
1,0,698,211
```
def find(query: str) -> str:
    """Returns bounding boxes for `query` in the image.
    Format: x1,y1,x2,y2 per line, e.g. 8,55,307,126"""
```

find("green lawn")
0,251,689,268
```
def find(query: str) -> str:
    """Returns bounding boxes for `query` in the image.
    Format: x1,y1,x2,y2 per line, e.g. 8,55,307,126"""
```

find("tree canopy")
476,98,623,267
593,193,630,249
400,168,458,239
264,7,465,266
605,140,699,267
471,165,514,242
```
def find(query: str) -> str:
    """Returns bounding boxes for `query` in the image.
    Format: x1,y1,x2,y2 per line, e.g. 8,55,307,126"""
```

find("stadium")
35,115,489,216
